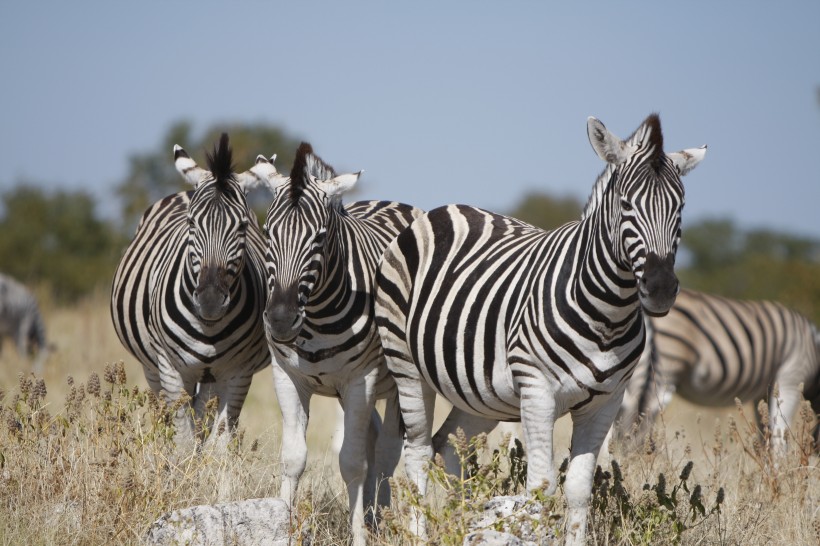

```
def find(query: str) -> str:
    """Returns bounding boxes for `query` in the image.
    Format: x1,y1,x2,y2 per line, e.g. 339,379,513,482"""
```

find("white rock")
145,497,290,546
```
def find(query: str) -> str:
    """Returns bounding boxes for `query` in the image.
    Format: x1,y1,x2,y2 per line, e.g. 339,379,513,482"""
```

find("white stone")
145,497,290,546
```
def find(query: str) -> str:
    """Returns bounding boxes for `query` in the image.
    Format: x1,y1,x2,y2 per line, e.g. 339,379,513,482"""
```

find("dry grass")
0,290,818,545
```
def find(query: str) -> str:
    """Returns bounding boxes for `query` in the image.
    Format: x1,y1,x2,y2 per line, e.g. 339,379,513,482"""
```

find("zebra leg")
393,373,436,538
373,388,403,509
272,363,310,509
432,406,497,476
564,393,624,546
155,355,199,448
519,383,558,496
201,374,255,452
339,375,378,546
768,382,804,456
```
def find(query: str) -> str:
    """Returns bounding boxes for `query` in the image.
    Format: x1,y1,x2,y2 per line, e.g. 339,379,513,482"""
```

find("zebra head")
173,133,260,322
259,142,361,344
586,114,706,317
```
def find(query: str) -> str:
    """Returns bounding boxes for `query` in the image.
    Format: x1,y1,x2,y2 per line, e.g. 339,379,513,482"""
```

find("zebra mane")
290,142,337,204
628,113,664,173
205,133,236,191
582,114,665,219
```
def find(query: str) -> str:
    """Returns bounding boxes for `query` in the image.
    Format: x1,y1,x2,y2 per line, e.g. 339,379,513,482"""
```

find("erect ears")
667,145,707,176
587,117,632,165
237,154,290,194
314,170,363,198
173,145,211,187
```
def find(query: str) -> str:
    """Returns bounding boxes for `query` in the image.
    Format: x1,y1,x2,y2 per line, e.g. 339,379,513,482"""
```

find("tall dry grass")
0,290,818,545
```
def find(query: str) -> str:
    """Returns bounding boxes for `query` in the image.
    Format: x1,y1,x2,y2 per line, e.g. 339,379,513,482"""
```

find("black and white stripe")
614,288,820,451
254,143,422,546
0,272,50,373
110,134,270,447
374,114,706,544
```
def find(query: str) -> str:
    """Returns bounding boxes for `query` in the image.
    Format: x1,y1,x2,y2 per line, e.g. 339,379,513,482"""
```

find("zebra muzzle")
638,252,679,317
264,301,303,344
194,266,230,321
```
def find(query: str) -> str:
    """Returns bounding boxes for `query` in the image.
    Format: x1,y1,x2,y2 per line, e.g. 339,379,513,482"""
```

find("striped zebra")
374,114,706,544
253,142,422,546
0,273,50,373
613,288,820,453
110,134,270,448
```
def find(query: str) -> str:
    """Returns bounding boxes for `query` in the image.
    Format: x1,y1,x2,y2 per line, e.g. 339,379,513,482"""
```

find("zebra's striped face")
186,179,251,322
586,114,704,318
615,157,684,316
262,186,331,344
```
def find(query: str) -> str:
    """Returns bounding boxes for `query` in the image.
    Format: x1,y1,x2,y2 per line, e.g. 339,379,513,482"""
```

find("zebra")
374,114,706,544
110,134,271,448
612,288,820,453
253,142,422,546
0,273,50,373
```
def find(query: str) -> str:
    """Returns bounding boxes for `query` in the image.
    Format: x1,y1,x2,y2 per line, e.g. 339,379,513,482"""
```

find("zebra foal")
614,289,820,453
0,273,50,373
111,134,270,448
252,143,422,546
374,114,705,544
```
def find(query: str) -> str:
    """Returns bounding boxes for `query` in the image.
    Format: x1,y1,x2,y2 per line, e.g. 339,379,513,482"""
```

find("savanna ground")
0,289,818,545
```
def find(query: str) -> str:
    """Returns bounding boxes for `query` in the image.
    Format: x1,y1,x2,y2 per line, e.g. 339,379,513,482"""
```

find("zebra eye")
620,199,634,212
187,217,196,228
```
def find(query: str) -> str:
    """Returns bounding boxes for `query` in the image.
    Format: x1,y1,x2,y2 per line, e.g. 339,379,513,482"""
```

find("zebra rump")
0,272,50,373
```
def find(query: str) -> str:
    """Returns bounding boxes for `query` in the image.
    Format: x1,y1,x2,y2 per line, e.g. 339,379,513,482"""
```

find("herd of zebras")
2,114,817,545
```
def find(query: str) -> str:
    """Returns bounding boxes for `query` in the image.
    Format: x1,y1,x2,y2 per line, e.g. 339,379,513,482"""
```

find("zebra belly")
272,338,396,399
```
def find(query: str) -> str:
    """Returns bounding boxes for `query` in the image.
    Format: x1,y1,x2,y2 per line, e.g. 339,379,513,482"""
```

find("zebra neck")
306,214,358,313
569,214,642,333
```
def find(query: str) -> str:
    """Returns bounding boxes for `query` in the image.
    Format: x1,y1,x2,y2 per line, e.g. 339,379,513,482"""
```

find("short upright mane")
205,133,236,191
290,142,337,204
630,113,664,173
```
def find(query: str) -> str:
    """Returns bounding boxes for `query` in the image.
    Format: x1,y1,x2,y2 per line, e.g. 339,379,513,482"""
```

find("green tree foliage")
0,186,124,302
508,193,820,324
116,121,303,233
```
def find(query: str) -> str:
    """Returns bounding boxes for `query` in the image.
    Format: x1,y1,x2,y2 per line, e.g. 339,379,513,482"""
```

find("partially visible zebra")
0,273,50,373
374,114,705,545
254,143,422,546
110,134,270,448
613,288,820,453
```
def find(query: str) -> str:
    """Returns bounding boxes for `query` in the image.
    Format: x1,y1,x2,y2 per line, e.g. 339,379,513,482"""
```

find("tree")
0,186,124,302
116,121,303,233
508,192,583,231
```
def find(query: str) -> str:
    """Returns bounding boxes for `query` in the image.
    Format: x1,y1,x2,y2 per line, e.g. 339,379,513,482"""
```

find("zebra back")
612,288,820,449
640,289,819,406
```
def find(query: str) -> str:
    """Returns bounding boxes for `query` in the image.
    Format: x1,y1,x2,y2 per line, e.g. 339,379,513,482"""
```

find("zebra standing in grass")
613,288,820,452
374,114,706,545
0,273,50,373
253,143,421,546
111,134,270,448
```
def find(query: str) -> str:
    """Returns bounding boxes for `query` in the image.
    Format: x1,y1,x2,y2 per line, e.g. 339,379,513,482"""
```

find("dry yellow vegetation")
0,290,818,545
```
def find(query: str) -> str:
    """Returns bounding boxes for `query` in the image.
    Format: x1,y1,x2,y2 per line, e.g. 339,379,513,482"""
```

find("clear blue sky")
1,2,818,238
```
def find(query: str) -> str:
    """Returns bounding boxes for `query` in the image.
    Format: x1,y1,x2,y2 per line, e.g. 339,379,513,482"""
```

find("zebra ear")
587,117,631,165
174,145,210,187
316,170,363,198
667,145,707,176
237,154,289,194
